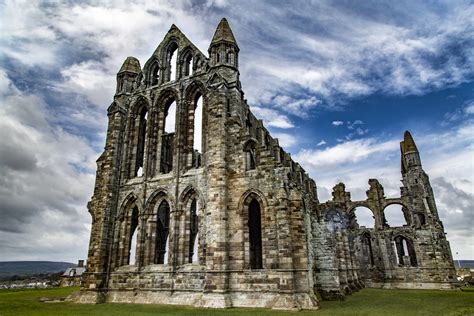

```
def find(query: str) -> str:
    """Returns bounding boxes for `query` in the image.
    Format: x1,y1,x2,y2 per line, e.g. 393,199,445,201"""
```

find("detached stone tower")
77,18,455,309
77,19,319,309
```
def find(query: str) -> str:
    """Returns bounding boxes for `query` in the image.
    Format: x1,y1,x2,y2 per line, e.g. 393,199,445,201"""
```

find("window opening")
384,204,408,227
248,199,263,269
193,94,203,168
155,200,170,264
170,47,177,81
128,206,139,265
189,198,199,263
161,100,176,173
352,207,375,228
134,107,148,177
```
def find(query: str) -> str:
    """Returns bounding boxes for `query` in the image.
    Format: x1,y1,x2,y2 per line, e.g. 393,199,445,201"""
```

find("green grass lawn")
0,287,472,316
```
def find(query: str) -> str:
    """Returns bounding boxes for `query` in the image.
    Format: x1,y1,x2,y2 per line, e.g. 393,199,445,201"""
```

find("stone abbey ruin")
76,19,456,310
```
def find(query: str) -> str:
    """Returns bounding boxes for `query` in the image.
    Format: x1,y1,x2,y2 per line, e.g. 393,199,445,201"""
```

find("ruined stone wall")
78,19,455,310
78,19,319,310
313,155,456,298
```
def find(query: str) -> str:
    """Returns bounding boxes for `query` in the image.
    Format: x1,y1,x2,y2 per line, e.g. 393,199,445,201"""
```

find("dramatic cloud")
232,0,474,119
0,70,96,261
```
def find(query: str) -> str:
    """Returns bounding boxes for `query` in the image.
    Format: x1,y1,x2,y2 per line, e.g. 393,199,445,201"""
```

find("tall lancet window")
189,198,199,263
362,232,374,266
192,94,203,168
155,200,170,264
168,43,178,82
161,100,176,173
128,206,139,265
244,141,257,170
151,62,159,86
184,53,193,77
248,198,263,269
135,107,148,177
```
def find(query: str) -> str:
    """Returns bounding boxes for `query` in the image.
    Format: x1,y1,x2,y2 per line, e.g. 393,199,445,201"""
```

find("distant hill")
0,261,76,279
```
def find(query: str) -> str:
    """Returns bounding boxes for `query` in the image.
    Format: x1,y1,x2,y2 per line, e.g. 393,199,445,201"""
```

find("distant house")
60,260,85,287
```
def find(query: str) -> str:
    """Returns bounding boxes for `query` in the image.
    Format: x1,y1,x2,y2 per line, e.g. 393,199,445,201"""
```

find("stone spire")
400,131,421,174
208,18,239,69
401,130,418,154
210,18,239,49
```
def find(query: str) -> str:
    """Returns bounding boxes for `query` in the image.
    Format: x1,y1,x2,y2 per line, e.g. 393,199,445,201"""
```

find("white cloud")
272,95,322,114
295,138,399,170
56,61,116,108
252,106,294,129
464,101,474,114
347,120,363,130
273,132,298,149
332,120,344,126
317,140,326,146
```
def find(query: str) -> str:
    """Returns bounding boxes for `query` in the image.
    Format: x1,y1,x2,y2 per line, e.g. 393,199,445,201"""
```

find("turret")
116,56,141,94
399,131,441,224
208,18,239,69
400,130,421,174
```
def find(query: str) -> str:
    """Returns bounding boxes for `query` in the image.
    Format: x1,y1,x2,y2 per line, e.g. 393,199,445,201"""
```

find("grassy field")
0,287,473,316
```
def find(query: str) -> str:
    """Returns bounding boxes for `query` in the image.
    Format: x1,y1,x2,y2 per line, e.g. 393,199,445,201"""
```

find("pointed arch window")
134,106,148,177
127,206,139,265
361,232,374,266
184,53,193,77
155,200,170,264
192,93,203,168
188,198,199,263
244,140,257,170
167,42,178,82
150,61,159,86
161,99,176,173
248,198,263,269
393,235,417,267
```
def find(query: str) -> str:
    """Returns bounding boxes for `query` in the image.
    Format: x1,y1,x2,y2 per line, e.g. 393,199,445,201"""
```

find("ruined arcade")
76,19,456,310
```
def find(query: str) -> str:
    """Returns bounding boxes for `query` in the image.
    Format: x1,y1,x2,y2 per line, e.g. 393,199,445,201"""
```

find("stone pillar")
197,89,231,308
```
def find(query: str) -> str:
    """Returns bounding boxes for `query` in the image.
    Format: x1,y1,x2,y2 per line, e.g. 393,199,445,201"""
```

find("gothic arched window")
248,198,262,269
393,235,417,267
127,206,139,265
155,200,170,264
188,198,199,263
167,42,178,82
244,141,257,170
362,232,374,266
134,106,148,177
150,62,159,86
160,99,176,174
184,52,193,77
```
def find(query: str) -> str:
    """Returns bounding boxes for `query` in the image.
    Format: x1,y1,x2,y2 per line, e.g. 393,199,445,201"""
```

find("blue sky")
0,0,472,261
